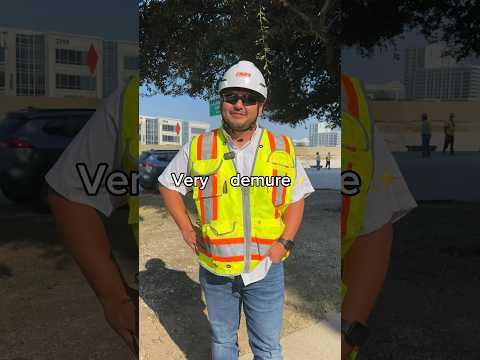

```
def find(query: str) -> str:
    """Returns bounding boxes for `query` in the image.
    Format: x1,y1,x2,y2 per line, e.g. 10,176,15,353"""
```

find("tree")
140,0,480,127
342,1,480,60
139,0,340,127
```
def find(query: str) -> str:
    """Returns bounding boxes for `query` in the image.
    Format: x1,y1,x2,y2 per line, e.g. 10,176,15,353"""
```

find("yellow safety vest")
341,74,374,360
120,75,139,245
188,128,296,276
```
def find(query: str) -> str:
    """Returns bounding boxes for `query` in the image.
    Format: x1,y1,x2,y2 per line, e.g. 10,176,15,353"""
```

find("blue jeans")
422,134,431,157
199,263,285,360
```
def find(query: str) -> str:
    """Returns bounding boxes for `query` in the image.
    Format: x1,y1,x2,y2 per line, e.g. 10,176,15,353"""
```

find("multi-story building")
404,44,480,101
139,116,210,146
181,120,210,145
365,81,405,100
308,122,340,147
0,26,137,99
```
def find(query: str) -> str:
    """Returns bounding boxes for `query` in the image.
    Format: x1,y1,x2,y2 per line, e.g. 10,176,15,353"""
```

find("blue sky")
139,86,317,139
0,1,137,41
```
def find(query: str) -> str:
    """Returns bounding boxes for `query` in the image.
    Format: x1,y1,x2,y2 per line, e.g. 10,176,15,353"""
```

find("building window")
162,135,179,143
103,41,117,98
16,33,46,96
56,73,96,91
146,118,158,144
191,127,205,135
55,48,88,65
0,71,4,88
123,56,138,70
0,47,6,64
162,124,176,132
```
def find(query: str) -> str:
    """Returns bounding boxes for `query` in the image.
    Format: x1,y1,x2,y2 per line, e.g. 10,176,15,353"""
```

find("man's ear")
258,102,265,116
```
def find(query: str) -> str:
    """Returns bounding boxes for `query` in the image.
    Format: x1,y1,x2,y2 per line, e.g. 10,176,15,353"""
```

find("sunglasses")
221,93,260,106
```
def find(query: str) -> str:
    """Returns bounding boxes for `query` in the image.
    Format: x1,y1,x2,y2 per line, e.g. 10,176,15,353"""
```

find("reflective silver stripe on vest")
198,131,217,224
207,242,244,258
274,134,286,152
274,174,285,207
202,131,214,160
271,134,287,207
201,175,215,223
251,242,272,256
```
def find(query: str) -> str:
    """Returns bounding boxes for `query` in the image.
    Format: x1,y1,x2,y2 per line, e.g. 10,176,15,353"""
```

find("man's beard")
222,117,256,134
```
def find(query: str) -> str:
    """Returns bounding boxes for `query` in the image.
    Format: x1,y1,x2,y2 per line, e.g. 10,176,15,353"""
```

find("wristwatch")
277,238,295,252
341,319,369,347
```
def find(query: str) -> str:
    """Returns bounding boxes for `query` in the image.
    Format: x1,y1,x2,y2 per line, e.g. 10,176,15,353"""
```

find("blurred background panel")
0,1,138,359
342,2,480,358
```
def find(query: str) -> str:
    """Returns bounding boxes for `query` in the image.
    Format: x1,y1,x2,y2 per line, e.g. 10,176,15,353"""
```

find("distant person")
316,152,321,170
325,152,331,169
442,113,455,155
421,113,432,157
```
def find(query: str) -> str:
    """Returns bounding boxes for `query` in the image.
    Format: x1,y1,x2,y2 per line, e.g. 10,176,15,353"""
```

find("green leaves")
140,0,341,127
256,3,272,83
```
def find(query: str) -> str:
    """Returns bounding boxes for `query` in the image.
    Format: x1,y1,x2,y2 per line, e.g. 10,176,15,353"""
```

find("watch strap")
278,238,294,251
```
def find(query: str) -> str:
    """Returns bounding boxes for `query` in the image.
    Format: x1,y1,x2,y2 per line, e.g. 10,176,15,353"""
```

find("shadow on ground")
139,258,211,360
140,189,341,353
0,195,138,359
359,201,480,359
0,201,137,274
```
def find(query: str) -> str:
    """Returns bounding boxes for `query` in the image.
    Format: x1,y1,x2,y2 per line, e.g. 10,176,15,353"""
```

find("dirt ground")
139,189,341,360
0,194,138,360
359,201,480,360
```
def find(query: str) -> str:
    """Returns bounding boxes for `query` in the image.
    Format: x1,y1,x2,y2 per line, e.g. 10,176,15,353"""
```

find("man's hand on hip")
268,241,287,263
181,227,202,253
101,291,138,355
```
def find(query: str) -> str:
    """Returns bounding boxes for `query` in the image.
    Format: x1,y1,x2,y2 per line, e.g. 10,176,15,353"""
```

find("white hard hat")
219,60,267,100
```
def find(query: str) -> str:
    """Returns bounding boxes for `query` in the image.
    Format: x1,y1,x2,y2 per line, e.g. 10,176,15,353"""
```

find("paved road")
305,168,340,190
394,151,480,202
239,312,340,360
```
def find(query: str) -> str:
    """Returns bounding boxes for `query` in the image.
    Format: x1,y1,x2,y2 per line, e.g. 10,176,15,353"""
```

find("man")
46,77,139,356
325,152,331,169
316,151,321,170
442,112,455,155
421,113,432,157
341,74,416,359
159,61,314,360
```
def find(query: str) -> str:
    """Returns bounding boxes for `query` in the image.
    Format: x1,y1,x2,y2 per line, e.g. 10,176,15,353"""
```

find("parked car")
139,149,178,189
0,107,96,206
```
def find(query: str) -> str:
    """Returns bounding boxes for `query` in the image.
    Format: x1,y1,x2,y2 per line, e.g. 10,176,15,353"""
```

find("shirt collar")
221,125,262,150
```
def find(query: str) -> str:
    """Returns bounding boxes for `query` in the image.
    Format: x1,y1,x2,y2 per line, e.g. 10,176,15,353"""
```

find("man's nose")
233,99,245,108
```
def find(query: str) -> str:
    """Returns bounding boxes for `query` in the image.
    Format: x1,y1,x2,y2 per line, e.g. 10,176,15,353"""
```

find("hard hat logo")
236,71,252,78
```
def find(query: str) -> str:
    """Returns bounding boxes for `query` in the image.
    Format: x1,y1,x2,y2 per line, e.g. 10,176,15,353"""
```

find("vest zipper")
224,128,264,273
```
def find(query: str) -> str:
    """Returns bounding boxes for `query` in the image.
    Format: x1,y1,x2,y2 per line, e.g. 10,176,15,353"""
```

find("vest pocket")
267,150,295,169
191,173,225,224
190,158,223,176
203,220,237,237
264,151,295,211
252,219,285,244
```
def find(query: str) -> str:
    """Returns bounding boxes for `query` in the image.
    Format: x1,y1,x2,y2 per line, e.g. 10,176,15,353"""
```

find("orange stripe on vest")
341,162,353,238
341,74,359,119
212,129,218,159
197,134,204,160
282,135,290,154
268,131,276,151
